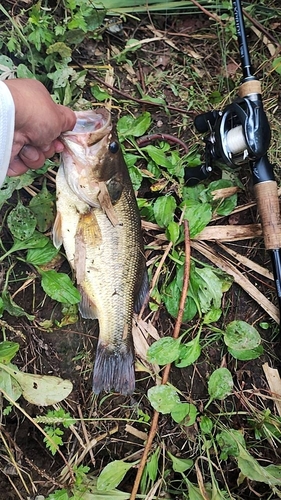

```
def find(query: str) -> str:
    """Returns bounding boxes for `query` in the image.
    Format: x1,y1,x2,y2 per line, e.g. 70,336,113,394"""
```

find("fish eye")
109,141,119,154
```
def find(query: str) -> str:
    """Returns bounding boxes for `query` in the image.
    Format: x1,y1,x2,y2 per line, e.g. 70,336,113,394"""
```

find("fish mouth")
61,108,112,148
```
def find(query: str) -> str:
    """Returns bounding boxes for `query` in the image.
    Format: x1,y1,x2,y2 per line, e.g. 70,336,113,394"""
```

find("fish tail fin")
92,342,135,395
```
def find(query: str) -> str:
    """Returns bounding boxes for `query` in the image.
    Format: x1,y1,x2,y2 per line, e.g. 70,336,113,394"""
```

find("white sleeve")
0,80,15,187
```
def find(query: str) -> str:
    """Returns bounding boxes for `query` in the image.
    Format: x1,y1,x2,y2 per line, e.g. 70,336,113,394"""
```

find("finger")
58,106,76,133
7,157,30,177
19,145,47,169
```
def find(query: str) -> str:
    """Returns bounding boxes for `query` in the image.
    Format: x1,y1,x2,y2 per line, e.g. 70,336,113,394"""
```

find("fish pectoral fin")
78,288,98,319
53,212,63,249
97,182,120,227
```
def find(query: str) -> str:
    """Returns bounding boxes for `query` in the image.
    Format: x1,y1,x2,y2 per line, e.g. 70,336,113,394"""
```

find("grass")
0,0,281,498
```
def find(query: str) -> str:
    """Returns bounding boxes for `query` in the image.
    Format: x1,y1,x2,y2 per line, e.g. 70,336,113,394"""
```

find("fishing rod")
185,0,281,322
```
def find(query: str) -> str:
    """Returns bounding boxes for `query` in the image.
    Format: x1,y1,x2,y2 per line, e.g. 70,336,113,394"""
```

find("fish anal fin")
53,211,63,249
134,268,150,314
92,342,135,395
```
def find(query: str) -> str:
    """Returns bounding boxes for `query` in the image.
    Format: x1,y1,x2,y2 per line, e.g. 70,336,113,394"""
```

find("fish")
53,108,148,395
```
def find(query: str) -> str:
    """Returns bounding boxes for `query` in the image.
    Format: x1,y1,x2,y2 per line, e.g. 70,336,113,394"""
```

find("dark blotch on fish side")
93,342,135,395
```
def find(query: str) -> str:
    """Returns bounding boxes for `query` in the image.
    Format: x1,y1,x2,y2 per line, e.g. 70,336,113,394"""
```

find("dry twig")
130,220,191,500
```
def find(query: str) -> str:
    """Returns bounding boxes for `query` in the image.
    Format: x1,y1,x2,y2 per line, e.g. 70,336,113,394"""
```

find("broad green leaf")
148,385,180,414
163,279,197,322
203,308,222,324
0,366,22,402
0,341,19,364
16,64,36,79
195,267,223,313
143,145,173,169
167,452,193,473
91,84,112,102
153,195,176,228
40,270,81,304
175,332,201,368
166,220,180,244
272,57,281,75
187,480,205,500
117,112,151,138
200,416,213,434
0,232,50,261
147,448,159,481
1,291,35,320
26,240,59,266
171,402,197,425
208,368,233,401
29,179,55,232
0,363,73,406
224,320,261,351
97,460,138,491
202,179,238,216
237,444,281,486
147,337,181,365
180,200,212,238
7,201,37,240
216,429,246,460
228,344,263,361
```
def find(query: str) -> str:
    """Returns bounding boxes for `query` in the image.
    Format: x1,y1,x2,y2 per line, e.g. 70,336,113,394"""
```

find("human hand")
4,79,76,176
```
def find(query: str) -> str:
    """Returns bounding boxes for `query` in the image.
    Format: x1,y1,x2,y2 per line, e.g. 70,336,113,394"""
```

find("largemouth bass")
53,109,148,395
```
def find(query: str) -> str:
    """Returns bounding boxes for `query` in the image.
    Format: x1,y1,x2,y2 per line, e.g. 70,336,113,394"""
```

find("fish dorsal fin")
134,267,149,314
53,212,63,249
97,182,120,227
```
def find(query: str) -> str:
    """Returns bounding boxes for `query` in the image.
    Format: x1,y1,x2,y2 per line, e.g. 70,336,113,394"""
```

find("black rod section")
232,0,253,80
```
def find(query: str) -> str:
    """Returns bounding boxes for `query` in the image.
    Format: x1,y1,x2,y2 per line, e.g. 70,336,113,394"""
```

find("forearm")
0,81,15,186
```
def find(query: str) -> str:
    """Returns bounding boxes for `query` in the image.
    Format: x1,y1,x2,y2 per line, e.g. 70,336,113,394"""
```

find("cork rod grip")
254,181,281,250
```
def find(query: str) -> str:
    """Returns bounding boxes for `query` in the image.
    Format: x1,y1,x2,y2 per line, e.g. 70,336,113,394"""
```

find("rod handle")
254,181,281,250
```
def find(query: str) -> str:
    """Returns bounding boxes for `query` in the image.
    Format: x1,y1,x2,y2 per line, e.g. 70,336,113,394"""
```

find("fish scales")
53,109,148,395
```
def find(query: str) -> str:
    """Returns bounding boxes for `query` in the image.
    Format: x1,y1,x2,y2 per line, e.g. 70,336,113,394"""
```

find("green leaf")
0,366,22,402
147,337,181,365
166,220,180,244
26,240,59,266
167,452,193,473
171,402,197,425
143,145,173,169
195,267,223,313
175,332,201,368
237,444,281,486
40,270,81,304
199,416,213,435
187,480,205,500
272,56,281,75
203,308,222,324
163,279,197,322
147,385,180,414
0,363,73,406
208,368,233,401
91,84,112,102
97,460,138,491
216,429,246,460
224,320,261,351
0,341,19,364
147,448,159,481
7,200,37,240
1,291,35,320
153,195,177,228
117,112,151,138
181,200,212,237
228,344,263,361
0,231,50,261
29,179,55,232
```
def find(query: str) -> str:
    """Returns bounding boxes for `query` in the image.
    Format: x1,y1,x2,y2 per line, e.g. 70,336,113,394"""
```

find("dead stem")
130,220,190,500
